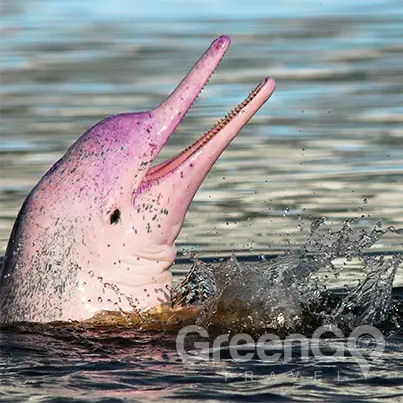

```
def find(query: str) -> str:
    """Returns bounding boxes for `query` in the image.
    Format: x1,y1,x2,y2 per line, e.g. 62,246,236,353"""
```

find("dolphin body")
0,36,275,323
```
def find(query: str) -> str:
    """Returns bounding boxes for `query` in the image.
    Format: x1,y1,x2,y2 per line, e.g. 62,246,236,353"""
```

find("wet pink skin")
0,36,276,323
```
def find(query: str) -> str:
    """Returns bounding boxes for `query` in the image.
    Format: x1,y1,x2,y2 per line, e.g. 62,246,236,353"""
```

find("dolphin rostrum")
0,36,276,323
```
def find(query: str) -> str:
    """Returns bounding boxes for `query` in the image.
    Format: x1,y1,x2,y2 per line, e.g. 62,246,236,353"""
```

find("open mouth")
144,78,272,183
137,35,276,195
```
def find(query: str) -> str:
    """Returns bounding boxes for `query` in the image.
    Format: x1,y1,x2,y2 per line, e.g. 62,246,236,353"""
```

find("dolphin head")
0,36,276,322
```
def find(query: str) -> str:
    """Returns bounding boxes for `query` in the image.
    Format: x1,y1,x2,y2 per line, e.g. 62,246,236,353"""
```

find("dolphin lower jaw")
133,77,277,246
144,77,274,184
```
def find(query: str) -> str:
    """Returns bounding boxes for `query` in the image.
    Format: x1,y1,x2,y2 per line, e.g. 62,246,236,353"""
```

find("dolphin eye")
110,209,121,224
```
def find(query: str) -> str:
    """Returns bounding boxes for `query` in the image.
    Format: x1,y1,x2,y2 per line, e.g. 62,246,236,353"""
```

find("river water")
1,0,403,401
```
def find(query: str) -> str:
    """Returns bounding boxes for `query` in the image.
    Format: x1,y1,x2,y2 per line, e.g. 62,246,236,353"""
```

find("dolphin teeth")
143,79,267,183
200,79,264,143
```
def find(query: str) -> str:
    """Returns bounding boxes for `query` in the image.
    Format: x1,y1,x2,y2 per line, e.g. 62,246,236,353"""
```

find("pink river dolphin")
0,36,276,323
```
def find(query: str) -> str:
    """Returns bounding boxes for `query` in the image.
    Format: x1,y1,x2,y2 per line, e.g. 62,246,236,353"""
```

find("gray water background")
1,1,403,401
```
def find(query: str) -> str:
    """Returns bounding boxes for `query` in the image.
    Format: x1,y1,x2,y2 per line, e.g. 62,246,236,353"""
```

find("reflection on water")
1,0,403,401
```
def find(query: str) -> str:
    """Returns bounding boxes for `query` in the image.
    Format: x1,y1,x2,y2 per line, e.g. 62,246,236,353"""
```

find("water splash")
173,220,403,336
